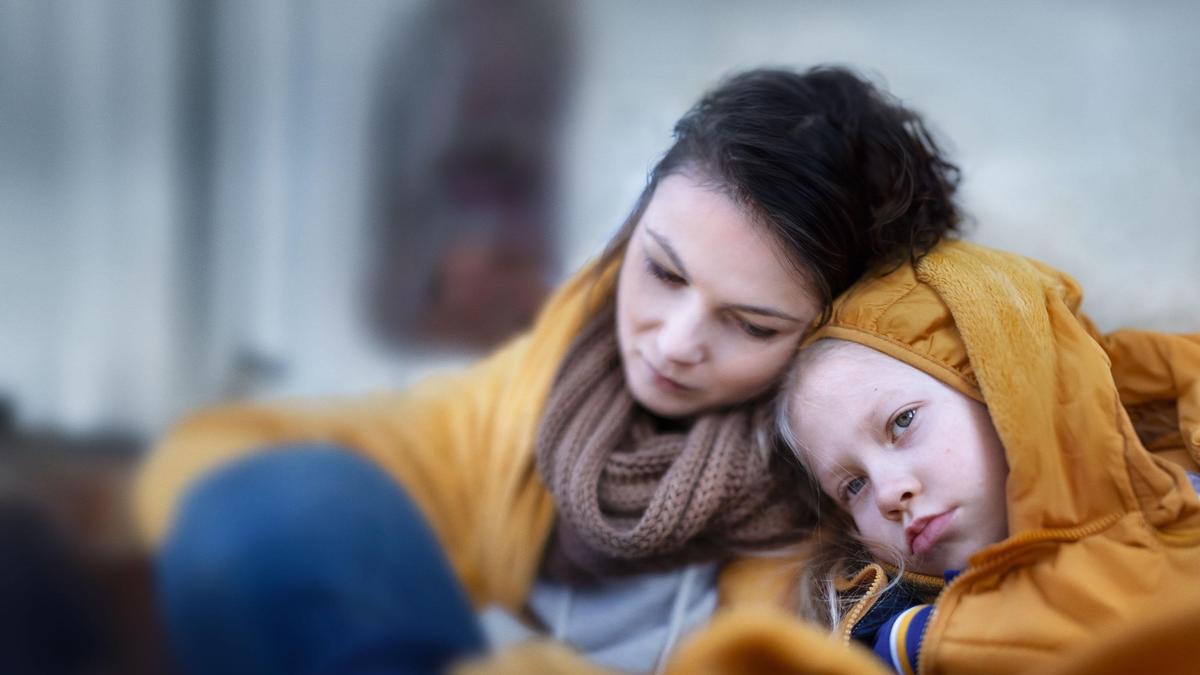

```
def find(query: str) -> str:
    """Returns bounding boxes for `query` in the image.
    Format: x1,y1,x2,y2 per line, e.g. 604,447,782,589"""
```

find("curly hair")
598,65,962,320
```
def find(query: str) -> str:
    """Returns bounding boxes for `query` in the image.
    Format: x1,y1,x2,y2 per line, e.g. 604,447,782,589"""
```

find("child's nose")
874,473,920,520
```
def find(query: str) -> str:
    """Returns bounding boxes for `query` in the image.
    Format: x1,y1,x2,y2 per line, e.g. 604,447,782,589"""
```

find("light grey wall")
2,1,1197,435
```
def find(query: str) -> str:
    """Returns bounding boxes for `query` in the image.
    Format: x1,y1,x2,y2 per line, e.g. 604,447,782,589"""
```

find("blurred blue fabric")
158,445,484,675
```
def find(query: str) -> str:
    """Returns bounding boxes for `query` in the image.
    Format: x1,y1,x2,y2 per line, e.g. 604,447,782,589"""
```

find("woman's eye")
891,408,916,438
840,476,867,502
736,318,779,340
645,257,685,286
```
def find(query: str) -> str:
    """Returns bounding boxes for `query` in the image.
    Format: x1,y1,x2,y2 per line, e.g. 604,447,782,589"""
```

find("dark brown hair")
597,65,962,321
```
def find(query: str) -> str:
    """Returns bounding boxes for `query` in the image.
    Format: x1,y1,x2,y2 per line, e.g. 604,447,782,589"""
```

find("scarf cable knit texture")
535,311,812,581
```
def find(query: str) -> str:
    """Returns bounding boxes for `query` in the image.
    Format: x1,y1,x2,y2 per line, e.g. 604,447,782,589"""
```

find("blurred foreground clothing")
158,446,484,675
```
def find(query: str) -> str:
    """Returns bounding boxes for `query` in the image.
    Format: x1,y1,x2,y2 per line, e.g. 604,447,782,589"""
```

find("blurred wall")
1,0,1198,438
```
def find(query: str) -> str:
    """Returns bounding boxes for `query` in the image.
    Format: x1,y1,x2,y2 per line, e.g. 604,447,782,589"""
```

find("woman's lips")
907,510,955,558
644,358,693,393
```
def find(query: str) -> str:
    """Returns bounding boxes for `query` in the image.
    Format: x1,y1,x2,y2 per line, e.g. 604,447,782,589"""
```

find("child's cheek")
864,539,896,565
856,518,900,564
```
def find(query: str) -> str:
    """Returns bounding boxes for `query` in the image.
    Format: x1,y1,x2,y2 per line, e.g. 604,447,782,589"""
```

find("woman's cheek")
721,346,789,398
750,342,797,385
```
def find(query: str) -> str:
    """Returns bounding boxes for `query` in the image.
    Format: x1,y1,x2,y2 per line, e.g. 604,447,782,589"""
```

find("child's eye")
645,257,686,286
891,408,917,439
840,475,867,502
736,318,779,340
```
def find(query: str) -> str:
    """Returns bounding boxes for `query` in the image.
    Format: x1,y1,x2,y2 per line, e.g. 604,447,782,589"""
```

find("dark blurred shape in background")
1,428,173,674
366,0,572,351
0,498,105,674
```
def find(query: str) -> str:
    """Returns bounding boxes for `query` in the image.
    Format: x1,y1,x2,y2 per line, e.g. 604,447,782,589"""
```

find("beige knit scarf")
535,311,813,582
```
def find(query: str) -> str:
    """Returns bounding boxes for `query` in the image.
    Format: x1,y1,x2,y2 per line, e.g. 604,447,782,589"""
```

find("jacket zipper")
837,563,887,646
837,565,945,646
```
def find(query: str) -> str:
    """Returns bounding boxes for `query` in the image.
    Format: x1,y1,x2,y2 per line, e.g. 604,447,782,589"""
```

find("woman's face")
616,174,821,418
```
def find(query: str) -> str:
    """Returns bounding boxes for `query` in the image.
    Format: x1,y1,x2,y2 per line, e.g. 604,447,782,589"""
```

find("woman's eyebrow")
644,227,690,277
646,226,802,323
726,303,802,322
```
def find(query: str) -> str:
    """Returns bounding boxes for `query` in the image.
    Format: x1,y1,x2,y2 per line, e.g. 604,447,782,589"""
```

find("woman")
135,65,962,675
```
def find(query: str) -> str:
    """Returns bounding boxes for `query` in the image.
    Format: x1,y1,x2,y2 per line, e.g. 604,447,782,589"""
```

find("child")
768,241,1200,675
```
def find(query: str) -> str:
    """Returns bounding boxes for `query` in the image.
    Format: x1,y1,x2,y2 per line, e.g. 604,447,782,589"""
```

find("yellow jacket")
666,241,1200,674
136,242,1200,674
134,261,796,621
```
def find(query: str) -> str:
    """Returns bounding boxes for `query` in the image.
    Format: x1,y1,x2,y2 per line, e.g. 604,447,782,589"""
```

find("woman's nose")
655,301,705,365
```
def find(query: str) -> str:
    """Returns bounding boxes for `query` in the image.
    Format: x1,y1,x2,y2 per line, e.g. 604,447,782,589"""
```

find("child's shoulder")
848,569,947,675
849,575,934,644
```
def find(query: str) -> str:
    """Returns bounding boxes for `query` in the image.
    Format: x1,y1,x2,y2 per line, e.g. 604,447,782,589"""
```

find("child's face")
787,341,1010,575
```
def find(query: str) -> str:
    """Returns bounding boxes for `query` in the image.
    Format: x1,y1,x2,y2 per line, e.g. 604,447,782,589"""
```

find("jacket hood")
807,240,1200,541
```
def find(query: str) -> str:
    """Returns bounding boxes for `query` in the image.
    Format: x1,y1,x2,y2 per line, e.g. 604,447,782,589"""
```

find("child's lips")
907,510,955,557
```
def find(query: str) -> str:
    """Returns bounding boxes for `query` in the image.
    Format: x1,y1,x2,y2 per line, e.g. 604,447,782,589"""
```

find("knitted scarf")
535,311,813,582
